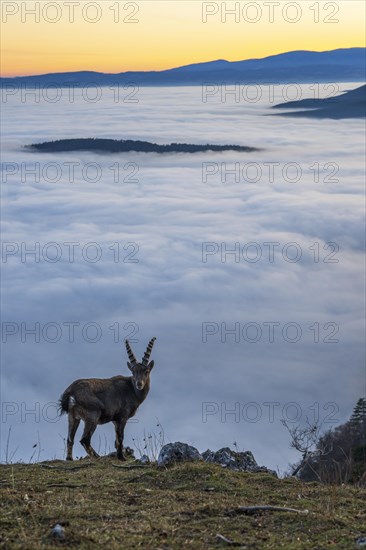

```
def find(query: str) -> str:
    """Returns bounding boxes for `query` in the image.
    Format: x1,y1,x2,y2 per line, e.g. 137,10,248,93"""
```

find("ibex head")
125,337,156,391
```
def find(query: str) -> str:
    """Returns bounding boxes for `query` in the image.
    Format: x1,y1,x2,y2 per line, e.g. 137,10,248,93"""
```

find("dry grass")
0,458,365,549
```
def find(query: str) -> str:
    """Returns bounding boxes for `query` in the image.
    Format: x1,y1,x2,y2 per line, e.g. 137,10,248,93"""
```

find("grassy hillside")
0,458,364,549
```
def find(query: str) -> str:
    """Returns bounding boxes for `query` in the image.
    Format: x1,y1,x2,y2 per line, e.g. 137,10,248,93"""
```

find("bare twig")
5,427,19,464
5,426,12,464
37,431,42,463
131,418,166,461
111,463,147,469
58,433,67,459
281,418,332,479
227,505,309,515
48,483,86,488
216,533,243,546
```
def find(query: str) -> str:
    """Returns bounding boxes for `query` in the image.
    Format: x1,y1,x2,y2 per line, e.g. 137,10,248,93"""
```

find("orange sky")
1,1,365,76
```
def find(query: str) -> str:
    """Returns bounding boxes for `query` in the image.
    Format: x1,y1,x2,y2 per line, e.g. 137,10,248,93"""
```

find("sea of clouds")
1,83,365,472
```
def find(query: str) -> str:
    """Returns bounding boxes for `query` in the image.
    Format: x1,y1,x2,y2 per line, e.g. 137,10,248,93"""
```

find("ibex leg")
66,413,80,461
114,420,127,461
80,419,99,458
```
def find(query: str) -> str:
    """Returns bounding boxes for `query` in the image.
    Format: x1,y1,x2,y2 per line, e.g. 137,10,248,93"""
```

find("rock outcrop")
203,447,277,476
157,442,203,467
157,442,276,476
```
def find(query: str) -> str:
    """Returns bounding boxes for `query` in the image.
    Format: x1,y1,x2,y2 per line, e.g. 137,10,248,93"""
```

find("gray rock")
158,442,202,467
157,442,276,475
107,446,135,459
51,524,65,540
137,454,150,465
203,447,277,476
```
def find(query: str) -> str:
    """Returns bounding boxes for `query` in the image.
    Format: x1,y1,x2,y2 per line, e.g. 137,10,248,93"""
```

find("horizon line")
1,46,364,79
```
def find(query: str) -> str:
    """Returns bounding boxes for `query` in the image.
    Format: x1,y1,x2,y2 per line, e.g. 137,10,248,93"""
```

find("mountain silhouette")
2,48,365,86
272,84,366,119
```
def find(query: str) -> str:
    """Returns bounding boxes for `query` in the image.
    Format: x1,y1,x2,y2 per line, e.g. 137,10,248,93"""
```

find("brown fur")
59,339,156,460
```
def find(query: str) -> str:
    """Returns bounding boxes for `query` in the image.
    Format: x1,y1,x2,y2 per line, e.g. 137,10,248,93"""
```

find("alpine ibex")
59,337,156,461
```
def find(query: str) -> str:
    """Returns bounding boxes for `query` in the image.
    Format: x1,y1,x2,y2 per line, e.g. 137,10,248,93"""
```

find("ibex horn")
142,337,156,365
125,339,137,366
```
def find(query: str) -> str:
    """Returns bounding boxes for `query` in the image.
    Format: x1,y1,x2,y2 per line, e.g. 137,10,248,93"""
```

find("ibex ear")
148,360,154,371
127,361,134,372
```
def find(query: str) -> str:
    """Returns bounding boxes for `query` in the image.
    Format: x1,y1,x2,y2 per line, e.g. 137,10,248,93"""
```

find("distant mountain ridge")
1,48,365,87
272,83,366,119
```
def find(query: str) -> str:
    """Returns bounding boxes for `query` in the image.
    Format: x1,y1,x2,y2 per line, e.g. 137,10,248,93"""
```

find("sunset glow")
1,0,365,76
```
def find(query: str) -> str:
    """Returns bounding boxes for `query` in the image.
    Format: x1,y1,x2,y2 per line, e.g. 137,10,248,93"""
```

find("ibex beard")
59,337,156,461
